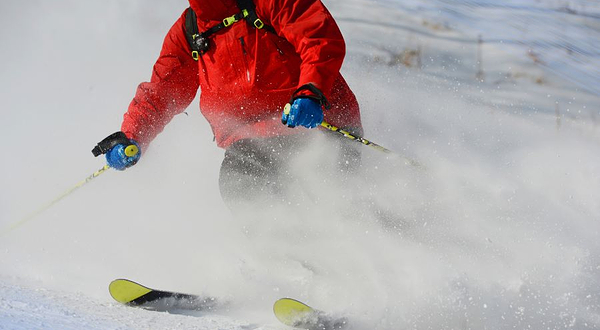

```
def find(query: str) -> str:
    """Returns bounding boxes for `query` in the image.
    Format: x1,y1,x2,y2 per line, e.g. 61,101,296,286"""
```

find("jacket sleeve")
121,10,199,149
258,0,345,97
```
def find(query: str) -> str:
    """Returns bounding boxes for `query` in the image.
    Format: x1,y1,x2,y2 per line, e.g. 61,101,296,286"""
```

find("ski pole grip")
124,145,139,157
92,131,133,157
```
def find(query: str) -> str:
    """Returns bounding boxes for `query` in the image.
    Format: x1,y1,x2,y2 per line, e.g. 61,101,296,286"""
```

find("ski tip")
273,298,314,326
109,279,153,304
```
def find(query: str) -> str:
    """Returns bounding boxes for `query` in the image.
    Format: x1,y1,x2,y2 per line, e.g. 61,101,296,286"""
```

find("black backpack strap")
184,8,203,60
235,0,276,33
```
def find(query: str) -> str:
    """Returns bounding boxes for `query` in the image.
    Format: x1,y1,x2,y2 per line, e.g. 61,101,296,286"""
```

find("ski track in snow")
1,0,600,329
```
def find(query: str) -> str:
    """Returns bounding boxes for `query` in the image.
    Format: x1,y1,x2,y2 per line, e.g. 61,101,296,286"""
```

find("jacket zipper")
239,37,247,55
270,38,284,56
275,44,284,55
239,37,251,82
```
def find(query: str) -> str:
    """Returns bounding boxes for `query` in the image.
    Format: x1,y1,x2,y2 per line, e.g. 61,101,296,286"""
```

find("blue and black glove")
92,131,141,171
281,83,330,129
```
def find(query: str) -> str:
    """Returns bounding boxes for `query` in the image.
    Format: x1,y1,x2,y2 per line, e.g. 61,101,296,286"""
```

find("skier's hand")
92,132,141,171
281,97,324,129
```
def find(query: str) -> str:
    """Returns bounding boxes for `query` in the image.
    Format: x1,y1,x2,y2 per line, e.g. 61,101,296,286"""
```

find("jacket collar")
188,0,238,25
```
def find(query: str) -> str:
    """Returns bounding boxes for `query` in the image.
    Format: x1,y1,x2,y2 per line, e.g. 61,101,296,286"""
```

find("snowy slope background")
1,0,600,329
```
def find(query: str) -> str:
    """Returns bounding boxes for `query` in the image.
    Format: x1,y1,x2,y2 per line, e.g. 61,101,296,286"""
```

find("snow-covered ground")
385,0,600,96
1,0,599,329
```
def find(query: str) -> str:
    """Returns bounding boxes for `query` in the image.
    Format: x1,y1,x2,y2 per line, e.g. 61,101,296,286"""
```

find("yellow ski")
109,279,218,312
273,298,347,330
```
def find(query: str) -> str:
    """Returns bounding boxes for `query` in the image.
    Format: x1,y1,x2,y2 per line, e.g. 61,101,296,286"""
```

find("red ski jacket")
122,0,362,149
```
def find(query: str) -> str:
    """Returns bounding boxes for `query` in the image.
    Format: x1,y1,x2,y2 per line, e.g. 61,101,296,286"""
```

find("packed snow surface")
1,0,599,329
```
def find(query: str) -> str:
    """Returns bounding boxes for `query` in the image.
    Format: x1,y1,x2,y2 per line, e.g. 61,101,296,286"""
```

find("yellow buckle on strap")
253,18,264,29
223,15,238,27
191,51,199,61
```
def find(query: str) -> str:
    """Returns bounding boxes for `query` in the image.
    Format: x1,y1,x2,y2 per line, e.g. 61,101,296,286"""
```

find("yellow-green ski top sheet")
273,298,315,326
109,279,153,304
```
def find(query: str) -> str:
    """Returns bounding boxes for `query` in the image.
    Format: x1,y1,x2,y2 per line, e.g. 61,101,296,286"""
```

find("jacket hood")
188,0,238,23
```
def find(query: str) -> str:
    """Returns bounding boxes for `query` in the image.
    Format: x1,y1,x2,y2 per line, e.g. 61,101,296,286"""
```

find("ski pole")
321,121,391,153
0,165,111,237
320,121,424,168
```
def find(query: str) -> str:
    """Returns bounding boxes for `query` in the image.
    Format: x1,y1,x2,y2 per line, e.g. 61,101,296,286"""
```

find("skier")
92,0,363,209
